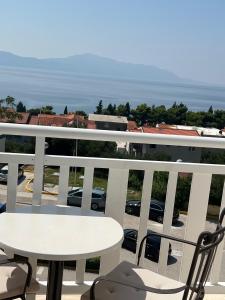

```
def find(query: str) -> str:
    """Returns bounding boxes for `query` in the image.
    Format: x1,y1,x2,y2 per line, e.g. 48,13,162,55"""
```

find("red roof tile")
29,116,39,125
142,127,199,136
127,121,138,130
36,114,86,127
16,112,30,124
86,120,96,129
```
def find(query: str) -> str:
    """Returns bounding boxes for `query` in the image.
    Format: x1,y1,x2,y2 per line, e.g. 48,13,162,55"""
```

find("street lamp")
42,142,49,191
73,116,79,186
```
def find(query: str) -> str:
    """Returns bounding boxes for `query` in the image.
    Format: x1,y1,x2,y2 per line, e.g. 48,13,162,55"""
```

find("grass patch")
44,167,142,199
44,167,108,190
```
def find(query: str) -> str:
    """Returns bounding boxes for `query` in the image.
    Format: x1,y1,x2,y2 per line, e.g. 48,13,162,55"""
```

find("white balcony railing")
0,123,225,295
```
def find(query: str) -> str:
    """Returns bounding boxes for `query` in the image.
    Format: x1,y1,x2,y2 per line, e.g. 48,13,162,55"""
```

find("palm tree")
5,96,16,108
0,96,21,121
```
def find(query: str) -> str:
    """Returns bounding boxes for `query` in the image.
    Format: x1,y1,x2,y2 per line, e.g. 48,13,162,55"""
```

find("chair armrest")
90,276,186,300
137,232,197,265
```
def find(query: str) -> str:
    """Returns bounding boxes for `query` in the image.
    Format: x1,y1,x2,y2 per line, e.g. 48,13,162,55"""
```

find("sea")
0,66,224,113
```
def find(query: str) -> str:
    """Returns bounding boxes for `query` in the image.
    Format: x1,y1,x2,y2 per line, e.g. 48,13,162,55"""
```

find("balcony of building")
0,122,225,299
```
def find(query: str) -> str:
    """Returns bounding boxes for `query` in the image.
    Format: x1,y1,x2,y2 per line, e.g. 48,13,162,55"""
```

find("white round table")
0,205,123,300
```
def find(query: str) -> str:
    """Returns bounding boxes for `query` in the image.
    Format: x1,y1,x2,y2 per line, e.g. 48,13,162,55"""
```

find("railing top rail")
1,123,225,149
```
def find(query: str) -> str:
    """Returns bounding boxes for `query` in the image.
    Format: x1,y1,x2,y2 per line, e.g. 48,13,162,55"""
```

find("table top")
0,205,123,261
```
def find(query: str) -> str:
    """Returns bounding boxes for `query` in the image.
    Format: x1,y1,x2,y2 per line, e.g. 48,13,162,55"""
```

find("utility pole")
73,115,78,186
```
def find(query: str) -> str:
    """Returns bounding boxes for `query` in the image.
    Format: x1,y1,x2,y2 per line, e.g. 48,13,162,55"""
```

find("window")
189,147,196,151
151,204,163,211
74,191,83,197
92,193,102,198
128,232,137,239
150,144,156,148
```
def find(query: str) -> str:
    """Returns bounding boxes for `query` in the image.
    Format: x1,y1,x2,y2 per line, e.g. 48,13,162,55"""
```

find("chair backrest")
184,208,225,299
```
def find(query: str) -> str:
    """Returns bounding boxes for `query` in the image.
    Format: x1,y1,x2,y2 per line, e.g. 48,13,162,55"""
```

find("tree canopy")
16,101,26,112
94,100,225,129
64,106,68,114
28,105,55,116
0,96,21,121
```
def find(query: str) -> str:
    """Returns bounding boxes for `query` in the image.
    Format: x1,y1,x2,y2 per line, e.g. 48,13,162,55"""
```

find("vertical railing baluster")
100,168,129,275
7,162,18,211
136,170,154,266
209,178,225,284
158,171,178,275
33,137,45,205
81,167,94,210
180,173,212,282
76,167,94,284
58,165,70,205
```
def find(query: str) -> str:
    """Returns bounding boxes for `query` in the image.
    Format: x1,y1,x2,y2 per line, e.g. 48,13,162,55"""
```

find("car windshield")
68,189,79,195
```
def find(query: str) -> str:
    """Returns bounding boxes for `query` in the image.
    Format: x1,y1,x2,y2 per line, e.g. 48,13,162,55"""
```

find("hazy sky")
1,0,225,85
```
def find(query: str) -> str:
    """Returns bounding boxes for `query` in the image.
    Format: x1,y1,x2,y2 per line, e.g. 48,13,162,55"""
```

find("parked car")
122,228,172,262
67,188,106,210
125,199,179,224
0,165,24,183
0,202,6,213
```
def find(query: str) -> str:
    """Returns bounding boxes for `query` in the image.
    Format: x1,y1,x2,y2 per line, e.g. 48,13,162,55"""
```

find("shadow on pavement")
172,219,184,228
167,255,177,265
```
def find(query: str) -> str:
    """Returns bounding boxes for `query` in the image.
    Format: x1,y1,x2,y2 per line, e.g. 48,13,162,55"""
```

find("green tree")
131,104,151,125
5,96,16,108
166,102,188,124
75,110,87,117
16,101,26,112
64,106,68,114
208,105,213,114
116,103,131,117
41,105,55,114
104,103,116,115
124,102,131,118
95,100,103,114
0,96,21,121
150,105,167,124
28,108,41,116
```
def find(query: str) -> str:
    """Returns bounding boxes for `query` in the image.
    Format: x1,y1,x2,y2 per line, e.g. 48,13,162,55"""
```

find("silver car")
0,165,24,183
67,188,106,210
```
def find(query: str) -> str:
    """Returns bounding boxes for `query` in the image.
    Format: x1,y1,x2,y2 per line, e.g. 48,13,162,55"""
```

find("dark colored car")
0,202,6,213
67,188,106,210
122,229,172,262
125,199,179,224
0,164,24,183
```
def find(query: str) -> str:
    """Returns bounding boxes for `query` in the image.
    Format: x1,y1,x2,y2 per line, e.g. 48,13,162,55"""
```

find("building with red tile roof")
142,127,199,136
128,125,201,163
28,114,86,127
86,120,96,129
29,116,39,125
127,120,138,131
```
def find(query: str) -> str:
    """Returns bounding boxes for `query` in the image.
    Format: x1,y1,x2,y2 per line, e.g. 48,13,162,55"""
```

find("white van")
0,165,24,183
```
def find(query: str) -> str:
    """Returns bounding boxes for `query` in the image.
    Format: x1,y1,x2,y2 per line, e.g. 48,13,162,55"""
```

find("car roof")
124,228,160,242
92,188,105,195
150,199,165,207
127,199,165,207
0,165,8,171
69,188,105,195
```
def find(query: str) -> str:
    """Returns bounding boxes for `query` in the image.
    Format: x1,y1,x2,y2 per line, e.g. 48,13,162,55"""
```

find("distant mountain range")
0,51,183,83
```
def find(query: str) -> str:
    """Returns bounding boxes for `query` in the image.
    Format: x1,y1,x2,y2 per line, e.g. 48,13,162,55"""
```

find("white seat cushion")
0,262,39,299
82,261,196,300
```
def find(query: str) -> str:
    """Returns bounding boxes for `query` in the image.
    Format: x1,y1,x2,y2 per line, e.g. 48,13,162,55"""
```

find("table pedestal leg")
46,261,64,300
